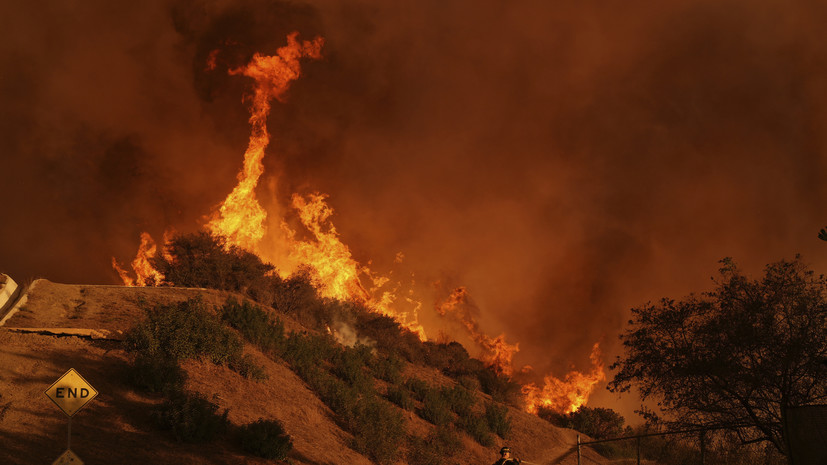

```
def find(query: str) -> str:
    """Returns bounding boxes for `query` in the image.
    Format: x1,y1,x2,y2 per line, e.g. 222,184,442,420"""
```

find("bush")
153,391,229,443
441,384,475,418
129,354,187,393
386,385,414,411
151,231,275,294
332,345,373,390
407,426,463,465
371,352,403,385
229,353,268,381
283,331,338,374
420,388,453,426
476,367,522,406
239,419,293,460
538,406,625,440
351,397,405,465
459,413,494,447
221,298,285,356
356,312,425,363
484,402,512,438
404,377,430,402
124,297,243,365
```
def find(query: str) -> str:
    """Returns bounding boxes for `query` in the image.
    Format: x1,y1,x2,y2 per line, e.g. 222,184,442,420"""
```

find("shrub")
221,298,285,356
404,377,430,402
441,384,475,418
476,367,522,406
316,373,361,424
538,405,625,440
407,426,463,465
386,385,414,411
484,402,512,438
283,331,338,374
272,268,327,328
371,352,403,385
420,388,453,426
239,419,293,460
351,397,405,465
124,297,243,365
355,312,425,363
458,375,481,392
151,231,274,294
229,353,268,381
129,354,187,393
153,391,229,443
332,345,373,390
459,413,494,447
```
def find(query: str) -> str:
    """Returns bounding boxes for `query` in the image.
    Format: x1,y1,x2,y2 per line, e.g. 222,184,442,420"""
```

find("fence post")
700,429,706,465
637,436,641,465
577,434,581,465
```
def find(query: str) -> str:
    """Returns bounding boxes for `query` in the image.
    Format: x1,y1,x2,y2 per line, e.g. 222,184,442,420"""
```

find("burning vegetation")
112,32,604,416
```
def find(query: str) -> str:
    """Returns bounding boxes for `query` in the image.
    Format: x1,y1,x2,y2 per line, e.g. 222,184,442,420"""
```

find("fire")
521,342,606,414
435,287,519,375
283,192,427,340
206,32,324,252
112,33,605,413
112,232,165,286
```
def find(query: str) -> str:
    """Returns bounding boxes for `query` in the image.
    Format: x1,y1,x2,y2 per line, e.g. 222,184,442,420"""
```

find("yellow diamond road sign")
45,368,98,417
52,449,83,465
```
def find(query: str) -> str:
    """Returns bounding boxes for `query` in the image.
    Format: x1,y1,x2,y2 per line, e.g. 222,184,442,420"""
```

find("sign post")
45,368,98,465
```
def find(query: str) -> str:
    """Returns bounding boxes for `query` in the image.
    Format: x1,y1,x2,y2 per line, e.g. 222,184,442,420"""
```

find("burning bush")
151,231,275,295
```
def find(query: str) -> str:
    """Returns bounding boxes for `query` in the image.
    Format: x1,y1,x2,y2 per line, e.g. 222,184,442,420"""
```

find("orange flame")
522,342,606,414
435,287,519,375
283,193,427,340
112,232,165,286
206,32,324,252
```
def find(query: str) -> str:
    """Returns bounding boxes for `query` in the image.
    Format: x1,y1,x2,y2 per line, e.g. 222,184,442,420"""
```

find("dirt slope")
0,280,607,465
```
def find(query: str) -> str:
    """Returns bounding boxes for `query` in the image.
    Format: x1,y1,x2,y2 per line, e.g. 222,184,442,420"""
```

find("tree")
538,405,626,440
609,256,827,460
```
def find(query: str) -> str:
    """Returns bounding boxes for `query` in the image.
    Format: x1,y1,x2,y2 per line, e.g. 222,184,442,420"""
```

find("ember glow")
522,343,607,414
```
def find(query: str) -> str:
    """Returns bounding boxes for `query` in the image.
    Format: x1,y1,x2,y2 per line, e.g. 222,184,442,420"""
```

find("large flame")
111,232,164,286
521,342,606,414
112,32,603,413
435,287,519,375
206,32,324,251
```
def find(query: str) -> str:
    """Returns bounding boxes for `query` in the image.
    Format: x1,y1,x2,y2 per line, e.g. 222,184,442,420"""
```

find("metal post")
67,417,72,450
576,434,581,465
700,430,706,465
636,436,641,465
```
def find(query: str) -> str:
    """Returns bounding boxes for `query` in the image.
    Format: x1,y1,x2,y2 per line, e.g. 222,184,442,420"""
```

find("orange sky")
2,0,827,421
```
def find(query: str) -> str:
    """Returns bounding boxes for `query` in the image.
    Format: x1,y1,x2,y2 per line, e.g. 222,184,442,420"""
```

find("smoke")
3,0,827,419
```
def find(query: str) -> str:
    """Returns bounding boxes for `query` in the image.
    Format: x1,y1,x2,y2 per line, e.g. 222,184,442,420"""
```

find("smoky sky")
3,0,827,418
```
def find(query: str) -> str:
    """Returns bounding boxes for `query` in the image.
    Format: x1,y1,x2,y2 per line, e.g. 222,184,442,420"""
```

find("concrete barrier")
0,274,18,310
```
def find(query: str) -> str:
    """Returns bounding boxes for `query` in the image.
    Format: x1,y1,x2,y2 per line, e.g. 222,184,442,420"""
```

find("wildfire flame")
521,342,606,414
206,32,324,252
111,232,165,286
435,286,519,375
112,32,604,413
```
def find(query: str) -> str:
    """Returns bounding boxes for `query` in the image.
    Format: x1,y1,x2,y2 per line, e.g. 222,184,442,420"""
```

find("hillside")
0,278,608,465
